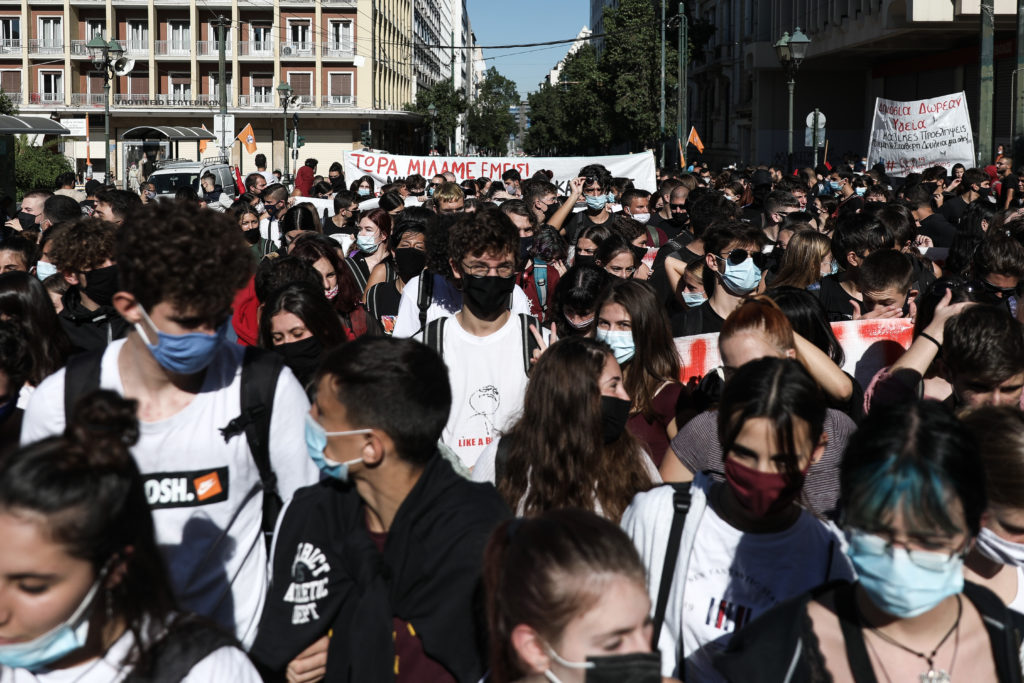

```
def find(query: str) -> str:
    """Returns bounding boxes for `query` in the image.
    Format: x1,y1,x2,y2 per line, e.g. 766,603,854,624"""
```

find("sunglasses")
717,249,768,269
669,203,687,211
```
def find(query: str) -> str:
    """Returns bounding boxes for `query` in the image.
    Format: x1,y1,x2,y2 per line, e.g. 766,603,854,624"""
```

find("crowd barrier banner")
866,91,975,177
674,318,915,391
342,151,658,194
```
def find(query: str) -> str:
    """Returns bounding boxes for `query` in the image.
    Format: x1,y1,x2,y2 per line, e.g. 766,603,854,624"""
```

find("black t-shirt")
670,300,724,337
938,195,969,226
649,211,690,241
918,212,957,249
1001,173,1021,208
818,274,857,322
566,209,611,243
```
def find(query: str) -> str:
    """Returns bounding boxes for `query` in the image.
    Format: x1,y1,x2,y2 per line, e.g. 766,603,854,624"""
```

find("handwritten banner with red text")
342,151,657,194
675,319,915,391
867,91,975,177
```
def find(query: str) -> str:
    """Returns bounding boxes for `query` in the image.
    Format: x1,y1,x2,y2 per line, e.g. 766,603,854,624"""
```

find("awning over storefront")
0,116,70,135
119,126,216,141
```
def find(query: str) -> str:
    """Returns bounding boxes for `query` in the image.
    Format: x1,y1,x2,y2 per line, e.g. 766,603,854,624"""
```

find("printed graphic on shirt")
284,542,332,625
142,467,230,509
703,596,754,634
381,315,397,335
456,384,501,449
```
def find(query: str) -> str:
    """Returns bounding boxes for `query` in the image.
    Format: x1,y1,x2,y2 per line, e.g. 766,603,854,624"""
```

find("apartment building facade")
1,0,431,187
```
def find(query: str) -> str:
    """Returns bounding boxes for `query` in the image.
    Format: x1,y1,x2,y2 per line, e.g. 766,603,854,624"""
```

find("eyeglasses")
979,278,1019,297
461,261,515,278
847,529,967,571
669,203,687,211
717,249,768,269
440,206,465,215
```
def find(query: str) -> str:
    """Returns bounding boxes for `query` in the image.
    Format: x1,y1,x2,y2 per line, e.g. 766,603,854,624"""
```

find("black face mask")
82,264,119,308
394,247,427,283
519,236,535,262
243,227,261,245
600,395,632,444
582,652,662,683
461,273,516,319
265,202,281,218
667,212,689,227
977,186,991,199
275,335,324,388
542,201,560,222
575,254,596,269
17,212,36,231
630,244,647,265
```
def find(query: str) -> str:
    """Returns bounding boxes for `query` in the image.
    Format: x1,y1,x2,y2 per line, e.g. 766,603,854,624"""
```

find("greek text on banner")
342,151,658,194
866,91,975,178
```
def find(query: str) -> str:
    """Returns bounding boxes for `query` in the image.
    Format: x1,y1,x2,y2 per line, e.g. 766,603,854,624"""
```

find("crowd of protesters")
0,151,1023,682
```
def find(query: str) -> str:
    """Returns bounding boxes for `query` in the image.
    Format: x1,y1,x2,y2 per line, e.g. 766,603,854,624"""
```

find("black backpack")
63,346,284,551
123,614,240,683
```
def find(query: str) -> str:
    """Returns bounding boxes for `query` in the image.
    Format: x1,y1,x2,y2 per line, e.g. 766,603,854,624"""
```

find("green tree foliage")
0,89,17,116
558,44,612,154
467,67,519,156
523,84,563,156
15,135,72,200
407,79,467,154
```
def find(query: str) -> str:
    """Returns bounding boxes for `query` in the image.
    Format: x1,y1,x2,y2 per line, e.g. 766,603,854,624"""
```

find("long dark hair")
498,336,654,523
767,286,844,365
258,282,348,350
349,175,375,195
0,271,71,384
483,509,647,683
550,264,610,337
595,279,680,419
290,234,363,314
947,201,996,277
1,391,177,669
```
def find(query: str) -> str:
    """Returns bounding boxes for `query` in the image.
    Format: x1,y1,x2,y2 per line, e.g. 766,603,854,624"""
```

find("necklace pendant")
920,670,951,683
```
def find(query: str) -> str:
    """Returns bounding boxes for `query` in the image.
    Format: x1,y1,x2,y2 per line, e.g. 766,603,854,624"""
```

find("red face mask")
724,457,806,517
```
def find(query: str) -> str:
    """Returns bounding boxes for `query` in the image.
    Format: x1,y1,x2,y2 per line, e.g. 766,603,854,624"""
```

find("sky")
466,0,592,99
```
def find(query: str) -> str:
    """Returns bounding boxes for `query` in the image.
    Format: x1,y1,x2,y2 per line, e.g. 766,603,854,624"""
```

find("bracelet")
919,332,942,353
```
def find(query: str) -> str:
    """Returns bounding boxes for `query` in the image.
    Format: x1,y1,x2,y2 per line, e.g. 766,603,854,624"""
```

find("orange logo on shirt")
193,471,223,501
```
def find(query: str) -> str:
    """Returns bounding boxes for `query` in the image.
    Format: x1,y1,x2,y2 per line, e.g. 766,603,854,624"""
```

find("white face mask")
975,527,1024,567
632,212,650,224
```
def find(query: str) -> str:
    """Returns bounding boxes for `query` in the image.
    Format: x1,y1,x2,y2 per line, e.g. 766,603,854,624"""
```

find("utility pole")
660,0,666,135
677,2,687,159
451,28,455,153
979,0,994,165
216,15,228,159
1016,0,1024,139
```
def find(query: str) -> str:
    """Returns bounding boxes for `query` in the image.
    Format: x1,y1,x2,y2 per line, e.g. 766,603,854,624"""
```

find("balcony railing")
291,94,313,105
29,92,64,104
238,94,275,108
321,0,357,5
238,40,273,57
155,40,192,56
0,39,21,54
280,41,313,57
196,41,232,56
324,41,355,57
28,39,63,54
71,93,106,106
70,40,92,56
194,94,223,106
123,41,149,56
322,95,354,107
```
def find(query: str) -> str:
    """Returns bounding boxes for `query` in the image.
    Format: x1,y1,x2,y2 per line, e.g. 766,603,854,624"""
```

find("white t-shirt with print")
20,339,320,649
0,629,261,683
391,273,533,339
621,474,852,681
441,315,547,469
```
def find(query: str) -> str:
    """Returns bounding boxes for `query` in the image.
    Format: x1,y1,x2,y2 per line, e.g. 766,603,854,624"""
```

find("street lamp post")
87,35,125,185
774,27,811,172
427,103,437,154
277,82,293,184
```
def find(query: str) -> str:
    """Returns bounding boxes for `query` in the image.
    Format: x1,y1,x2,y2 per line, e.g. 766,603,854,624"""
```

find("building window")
286,20,311,55
0,17,19,53
38,17,61,51
169,72,190,100
168,21,190,56
251,23,272,55
328,72,352,104
39,70,62,103
328,20,353,53
0,70,20,100
287,71,312,104
126,20,147,52
252,73,272,104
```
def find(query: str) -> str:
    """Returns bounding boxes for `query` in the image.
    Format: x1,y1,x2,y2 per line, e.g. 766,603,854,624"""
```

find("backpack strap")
650,483,691,648
367,283,381,322
518,314,540,375
383,260,396,283
343,257,369,291
494,436,512,484
122,614,241,683
219,347,283,552
423,316,447,359
646,224,661,248
532,258,548,312
63,350,105,424
416,270,434,342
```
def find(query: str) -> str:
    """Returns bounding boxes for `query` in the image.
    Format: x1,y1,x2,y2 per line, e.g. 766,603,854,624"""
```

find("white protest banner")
343,151,657,193
867,91,974,177
674,319,914,392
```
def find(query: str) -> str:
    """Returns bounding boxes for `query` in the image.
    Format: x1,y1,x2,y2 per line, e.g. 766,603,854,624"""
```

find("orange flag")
237,123,257,154
199,124,210,154
687,127,705,154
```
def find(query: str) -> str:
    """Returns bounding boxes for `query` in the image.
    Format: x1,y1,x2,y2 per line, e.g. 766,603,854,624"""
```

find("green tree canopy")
407,79,467,154
16,135,72,200
467,67,519,156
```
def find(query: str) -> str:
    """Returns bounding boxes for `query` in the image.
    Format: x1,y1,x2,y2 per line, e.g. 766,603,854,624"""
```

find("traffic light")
360,122,371,148
296,135,306,148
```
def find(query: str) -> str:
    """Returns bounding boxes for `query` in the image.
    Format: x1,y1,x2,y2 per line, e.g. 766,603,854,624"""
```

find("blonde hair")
771,230,833,289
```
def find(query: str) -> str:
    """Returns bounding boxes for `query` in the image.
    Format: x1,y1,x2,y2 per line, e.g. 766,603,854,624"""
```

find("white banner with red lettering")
866,91,975,177
675,319,915,391
342,151,658,193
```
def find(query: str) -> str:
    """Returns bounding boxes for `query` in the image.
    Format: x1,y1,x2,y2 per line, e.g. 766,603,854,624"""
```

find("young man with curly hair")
48,217,130,352
22,201,319,648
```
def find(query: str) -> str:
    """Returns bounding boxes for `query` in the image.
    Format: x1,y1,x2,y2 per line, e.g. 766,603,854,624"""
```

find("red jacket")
294,165,314,197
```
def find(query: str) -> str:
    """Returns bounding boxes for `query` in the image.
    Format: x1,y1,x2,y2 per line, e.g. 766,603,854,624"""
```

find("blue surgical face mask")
427,186,435,197
829,259,839,276
36,260,58,281
356,233,381,253
0,573,102,671
718,255,762,294
682,291,707,307
595,328,635,364
358,187,371,197
829,180,842,192
585,193,608,211
846,530,964,619
304,413,370,482
855,187,867,196
134,305,226,375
